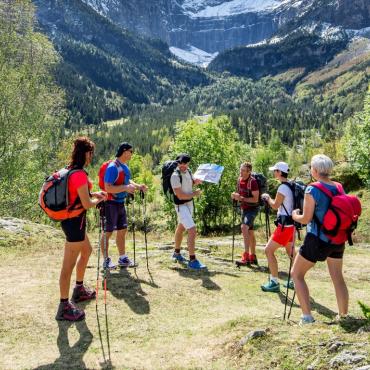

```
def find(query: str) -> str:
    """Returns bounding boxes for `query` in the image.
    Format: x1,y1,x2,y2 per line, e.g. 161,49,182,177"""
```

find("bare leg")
116,228,128,255
187,226,196,256
101,231,112,258
291,254,315,316
249,230,256,255
241,224,250,253
174,223,185,250
264,238,283,278
76,235,92,282
327,257,348,316
60,241,83,299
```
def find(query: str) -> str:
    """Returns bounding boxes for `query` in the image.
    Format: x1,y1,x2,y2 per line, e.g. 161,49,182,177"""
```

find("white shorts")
175,202,195,230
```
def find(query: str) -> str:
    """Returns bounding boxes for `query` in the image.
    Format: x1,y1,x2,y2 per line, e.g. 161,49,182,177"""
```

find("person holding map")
170,153,207,270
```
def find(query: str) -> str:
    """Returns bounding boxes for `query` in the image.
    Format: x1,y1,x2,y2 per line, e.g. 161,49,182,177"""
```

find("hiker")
56,137,107,321
101,142,148,269
231,162,259,265
260,162,296,293
291,154,349,325
171,153,206,269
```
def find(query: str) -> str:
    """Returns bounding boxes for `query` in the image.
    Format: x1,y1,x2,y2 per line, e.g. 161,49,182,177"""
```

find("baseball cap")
268,161,290,173
116,142,133,157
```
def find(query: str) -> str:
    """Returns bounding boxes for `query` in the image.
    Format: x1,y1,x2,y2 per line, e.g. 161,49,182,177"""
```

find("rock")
329,350,366,367
327,341,345,353
354,365,370,370
239,329,267,346
357,325,370,334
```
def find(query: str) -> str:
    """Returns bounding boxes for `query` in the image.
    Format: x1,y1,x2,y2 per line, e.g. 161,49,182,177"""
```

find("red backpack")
311,182,362,245
39,168,86,221
98,159,125,200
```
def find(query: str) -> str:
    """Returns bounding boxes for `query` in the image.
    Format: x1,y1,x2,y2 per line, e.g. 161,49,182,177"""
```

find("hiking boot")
103,257,116,270
249,254,258,265
299,315,315,326
72,284,96,303
172,252,187,263
261,279,280,293
283,279,295,290
188,259,207,270
237,252,250,266
118,256,135,267
55,301,85,321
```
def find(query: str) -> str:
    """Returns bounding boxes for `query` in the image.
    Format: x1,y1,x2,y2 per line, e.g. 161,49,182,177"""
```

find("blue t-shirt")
306,182,343,242
104,160,131,203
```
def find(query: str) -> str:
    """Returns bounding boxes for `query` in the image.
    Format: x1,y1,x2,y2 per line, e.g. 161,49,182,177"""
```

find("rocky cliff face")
78,0,370,66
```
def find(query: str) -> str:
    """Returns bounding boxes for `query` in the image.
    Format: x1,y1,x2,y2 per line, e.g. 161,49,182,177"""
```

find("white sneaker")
103,257,116,270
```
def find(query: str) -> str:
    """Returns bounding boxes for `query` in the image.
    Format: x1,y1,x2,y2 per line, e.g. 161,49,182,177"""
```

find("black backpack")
252,172,268,206
281,180,306,229
161,160,190,205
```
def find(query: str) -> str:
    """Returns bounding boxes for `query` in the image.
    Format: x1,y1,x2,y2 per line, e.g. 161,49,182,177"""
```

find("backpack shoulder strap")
310,182,335,199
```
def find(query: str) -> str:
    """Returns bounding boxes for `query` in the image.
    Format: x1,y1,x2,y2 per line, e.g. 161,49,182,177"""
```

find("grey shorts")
241,208,259,230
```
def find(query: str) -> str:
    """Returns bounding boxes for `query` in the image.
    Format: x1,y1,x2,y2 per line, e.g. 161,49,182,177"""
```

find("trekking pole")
284,228,296,321
130,193,136,267
231,200,237,263
95,204,107,364
264,201,271,241
101,202,111,362
140,190,149,271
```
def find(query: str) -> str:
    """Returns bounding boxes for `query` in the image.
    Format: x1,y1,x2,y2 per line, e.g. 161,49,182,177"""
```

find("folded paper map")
193,164,224,184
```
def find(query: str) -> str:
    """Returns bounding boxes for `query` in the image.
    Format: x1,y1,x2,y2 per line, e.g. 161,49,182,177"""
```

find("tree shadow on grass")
169,266,240,291
34,320,94,370
106,268,152,315
309,297,337,319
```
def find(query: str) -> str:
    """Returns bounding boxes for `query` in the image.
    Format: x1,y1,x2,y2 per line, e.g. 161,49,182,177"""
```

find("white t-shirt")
277,183,294,216
170,169,193,194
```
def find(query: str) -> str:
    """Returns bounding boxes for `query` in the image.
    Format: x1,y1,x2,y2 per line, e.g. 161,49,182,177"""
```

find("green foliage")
358,301,370,322
342,87,370,187
0,0,64,219
169,116,248,234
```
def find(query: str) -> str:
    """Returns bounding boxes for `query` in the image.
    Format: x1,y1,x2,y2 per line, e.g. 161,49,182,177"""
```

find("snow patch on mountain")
182,0,282,18
81,0,119,17
170,45,218,66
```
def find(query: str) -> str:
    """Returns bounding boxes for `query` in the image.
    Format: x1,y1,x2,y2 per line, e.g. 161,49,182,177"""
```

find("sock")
76,281,83,286
189,255,196,261
174,249,181,254
119,254,127,259
270,275,278,284
60,298,68,303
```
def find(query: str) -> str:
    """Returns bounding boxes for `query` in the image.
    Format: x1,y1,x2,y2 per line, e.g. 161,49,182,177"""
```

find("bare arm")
292,193,315,225
173,186,201,200
104,182,135,194
77,184,102,210
268,192,285,211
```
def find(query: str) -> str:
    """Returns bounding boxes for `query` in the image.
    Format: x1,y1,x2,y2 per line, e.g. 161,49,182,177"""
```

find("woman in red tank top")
56,137,107,322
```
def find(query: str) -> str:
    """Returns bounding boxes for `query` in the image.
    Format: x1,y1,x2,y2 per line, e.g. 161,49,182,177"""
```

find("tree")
342,86,370,187
169,115,248,234
0,0,64,218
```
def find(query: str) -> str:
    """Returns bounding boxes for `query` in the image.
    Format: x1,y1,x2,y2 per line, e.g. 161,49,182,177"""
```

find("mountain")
79,0,370,67
33,0,208,127
209,0,370,78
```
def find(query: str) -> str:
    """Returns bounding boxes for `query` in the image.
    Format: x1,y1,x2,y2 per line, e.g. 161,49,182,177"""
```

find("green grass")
0,219,369,369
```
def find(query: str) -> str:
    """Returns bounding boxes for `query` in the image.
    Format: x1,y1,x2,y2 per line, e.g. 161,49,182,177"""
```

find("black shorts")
104,201,127,232
299,233,345,263
241,208,259,230
61,212,86,242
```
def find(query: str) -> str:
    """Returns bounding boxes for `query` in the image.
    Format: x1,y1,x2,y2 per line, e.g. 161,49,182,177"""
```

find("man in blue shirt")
102,142,148,269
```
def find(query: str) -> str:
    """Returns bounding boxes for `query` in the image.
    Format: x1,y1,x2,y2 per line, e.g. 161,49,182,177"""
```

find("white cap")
268,161,290,173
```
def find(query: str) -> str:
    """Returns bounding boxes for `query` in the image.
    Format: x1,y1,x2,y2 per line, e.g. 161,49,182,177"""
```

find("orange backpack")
39,168,85,221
